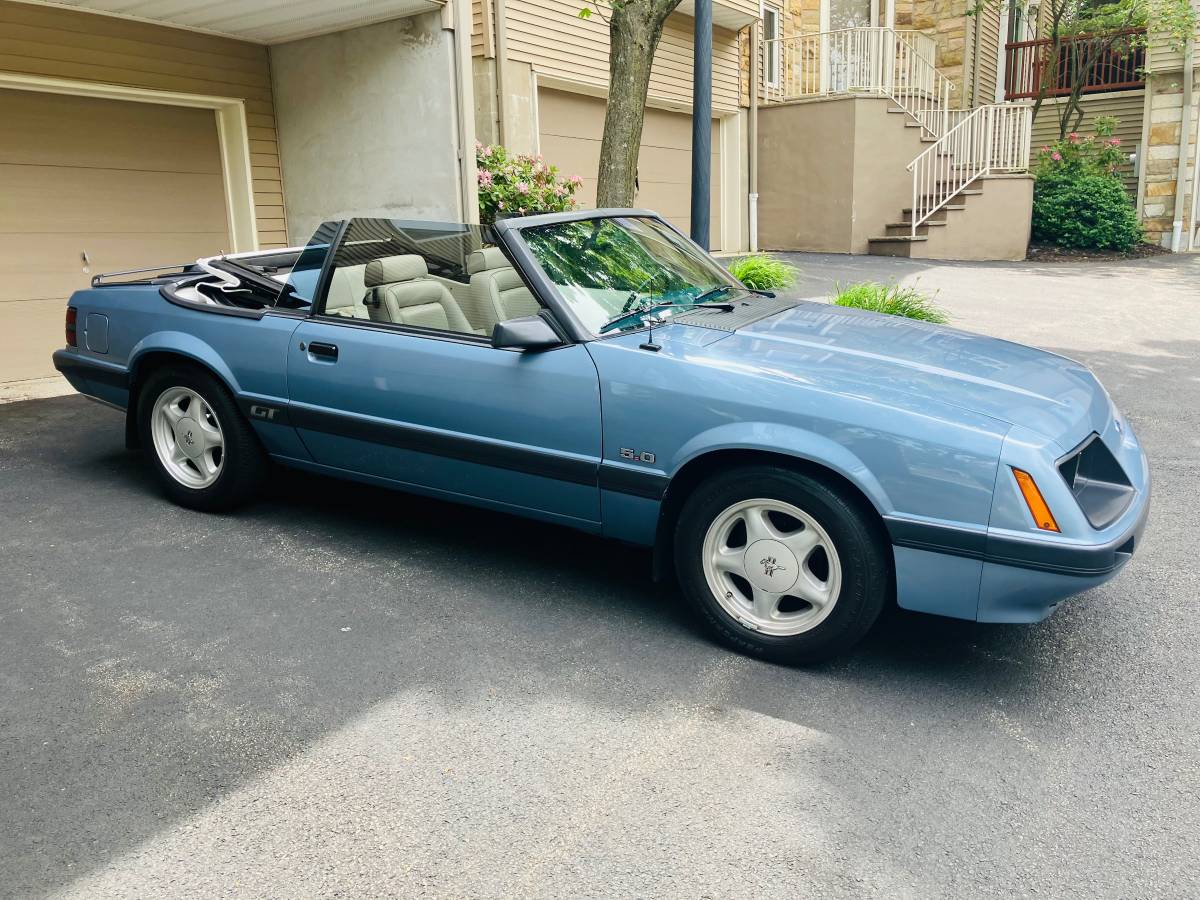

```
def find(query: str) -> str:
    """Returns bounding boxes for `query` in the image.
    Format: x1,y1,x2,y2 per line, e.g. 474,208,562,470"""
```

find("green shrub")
1031,117,1142,252
1032,173,1142,251
727,254,798,291
476,143,581,226
832,282,949,323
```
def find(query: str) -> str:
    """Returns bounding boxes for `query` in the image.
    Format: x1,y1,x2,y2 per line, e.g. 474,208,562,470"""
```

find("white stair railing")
760,27,957,136
907,104,1032,236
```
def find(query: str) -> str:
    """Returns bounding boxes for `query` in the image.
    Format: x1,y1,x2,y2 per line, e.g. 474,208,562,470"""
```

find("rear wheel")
137,365,265,511
674,466,889,664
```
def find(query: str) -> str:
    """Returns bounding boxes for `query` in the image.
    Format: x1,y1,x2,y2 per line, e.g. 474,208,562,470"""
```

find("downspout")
1192,82,1200,249
450,0,479,223
749,19,760,253
1172,35,1194,251
493,0,509,146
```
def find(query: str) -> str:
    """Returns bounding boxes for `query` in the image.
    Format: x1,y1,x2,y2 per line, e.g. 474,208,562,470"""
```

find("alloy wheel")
701,498,843,636
150,386,225,489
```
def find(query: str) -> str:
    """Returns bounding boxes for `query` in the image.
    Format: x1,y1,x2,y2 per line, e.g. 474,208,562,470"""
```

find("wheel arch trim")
125,335,244,449
651,430,896,582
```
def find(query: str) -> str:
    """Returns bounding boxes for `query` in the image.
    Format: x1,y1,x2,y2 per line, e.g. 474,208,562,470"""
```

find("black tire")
673,465,889,665
137,364,266,512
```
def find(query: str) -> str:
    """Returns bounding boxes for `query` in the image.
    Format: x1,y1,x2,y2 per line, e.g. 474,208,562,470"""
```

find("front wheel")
137,365,266,512
674,466,889,665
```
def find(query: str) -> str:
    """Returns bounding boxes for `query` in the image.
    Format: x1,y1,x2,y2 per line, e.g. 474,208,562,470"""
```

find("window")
313,218,540,339
763,5,782,87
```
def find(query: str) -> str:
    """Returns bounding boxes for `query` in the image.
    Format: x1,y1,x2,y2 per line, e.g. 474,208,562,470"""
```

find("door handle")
308,341,338,361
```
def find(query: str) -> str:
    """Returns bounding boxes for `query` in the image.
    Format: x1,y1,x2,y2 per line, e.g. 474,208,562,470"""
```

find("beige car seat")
324,264,369,319
363,254,473,334
465,247,541,333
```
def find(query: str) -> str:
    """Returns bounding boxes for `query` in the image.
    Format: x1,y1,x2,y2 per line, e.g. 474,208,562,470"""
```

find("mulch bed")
1025,242,1173,262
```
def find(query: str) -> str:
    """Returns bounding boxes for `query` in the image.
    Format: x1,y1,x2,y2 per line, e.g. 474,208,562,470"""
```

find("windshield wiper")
692,284,738,304
598,299,735,334
699,283,776,301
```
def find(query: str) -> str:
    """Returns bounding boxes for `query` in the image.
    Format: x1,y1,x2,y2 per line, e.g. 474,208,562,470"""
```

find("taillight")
66,307,78,347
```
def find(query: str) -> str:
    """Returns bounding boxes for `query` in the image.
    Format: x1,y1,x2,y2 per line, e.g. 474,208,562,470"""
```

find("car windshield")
519,215,741,334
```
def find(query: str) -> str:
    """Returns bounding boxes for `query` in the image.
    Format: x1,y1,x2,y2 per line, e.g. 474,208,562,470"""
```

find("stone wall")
1140,71,1199,247
894,0,971,97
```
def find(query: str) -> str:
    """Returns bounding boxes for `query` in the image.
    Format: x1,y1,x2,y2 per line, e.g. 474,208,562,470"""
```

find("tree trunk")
596,0,680,208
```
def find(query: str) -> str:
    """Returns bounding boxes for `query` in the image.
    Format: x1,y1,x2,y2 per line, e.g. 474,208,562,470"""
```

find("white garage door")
536,88,723,250
0,89,232,383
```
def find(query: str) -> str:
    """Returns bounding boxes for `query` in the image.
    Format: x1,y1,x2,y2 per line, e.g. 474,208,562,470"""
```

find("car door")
284,221,603,530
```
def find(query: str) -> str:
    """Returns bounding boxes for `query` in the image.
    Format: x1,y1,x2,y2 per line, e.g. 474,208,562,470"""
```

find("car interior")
323,247,541,337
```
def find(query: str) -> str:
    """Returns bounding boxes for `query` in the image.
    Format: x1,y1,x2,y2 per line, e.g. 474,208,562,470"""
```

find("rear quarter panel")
59,286,305,456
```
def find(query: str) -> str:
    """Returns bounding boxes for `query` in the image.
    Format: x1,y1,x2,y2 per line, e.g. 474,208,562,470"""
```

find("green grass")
831,282,949,324
727,254,798,291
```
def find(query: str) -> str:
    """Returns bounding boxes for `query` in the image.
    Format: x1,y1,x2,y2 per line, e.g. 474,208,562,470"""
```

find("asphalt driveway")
1,253,1197,899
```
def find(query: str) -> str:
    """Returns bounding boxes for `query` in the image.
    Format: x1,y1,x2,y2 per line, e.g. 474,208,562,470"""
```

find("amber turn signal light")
1012,467,1060,532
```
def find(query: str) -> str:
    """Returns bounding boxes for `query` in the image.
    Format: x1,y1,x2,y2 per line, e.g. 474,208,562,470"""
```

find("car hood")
687,300,1110,449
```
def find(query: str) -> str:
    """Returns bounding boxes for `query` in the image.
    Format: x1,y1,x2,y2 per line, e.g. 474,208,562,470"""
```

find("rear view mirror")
491,315,563,351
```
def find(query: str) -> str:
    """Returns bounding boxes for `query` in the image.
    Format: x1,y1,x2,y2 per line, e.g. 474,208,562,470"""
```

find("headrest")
467,246,509,276
364,254,427,287
325,265,365,310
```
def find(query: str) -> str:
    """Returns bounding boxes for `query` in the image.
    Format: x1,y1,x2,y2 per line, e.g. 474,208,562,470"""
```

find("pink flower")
1041,145,1050,152
1110,138,1121,146
1051,151,1062,161
497,200,505,209
515,181,530,193
477,168,493,186
1067,132,1079,143
569,174,583,186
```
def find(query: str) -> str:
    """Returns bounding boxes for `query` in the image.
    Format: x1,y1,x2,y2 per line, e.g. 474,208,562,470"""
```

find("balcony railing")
760,27,956,136
1003,28,1146,101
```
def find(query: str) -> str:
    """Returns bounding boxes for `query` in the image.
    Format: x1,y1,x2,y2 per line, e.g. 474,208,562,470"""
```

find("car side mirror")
491,315,563,351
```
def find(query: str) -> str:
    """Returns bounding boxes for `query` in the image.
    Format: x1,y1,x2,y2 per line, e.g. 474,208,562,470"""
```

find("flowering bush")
1031,116,1141,251
476,143,581,225
1033,116,1127,179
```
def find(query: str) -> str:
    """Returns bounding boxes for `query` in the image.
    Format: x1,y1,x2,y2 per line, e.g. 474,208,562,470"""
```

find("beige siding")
0,0,287,247
1031,91,1145,192
484,0,743,111
971,5,1001,105
1146,0,1199,72
471,0,491,58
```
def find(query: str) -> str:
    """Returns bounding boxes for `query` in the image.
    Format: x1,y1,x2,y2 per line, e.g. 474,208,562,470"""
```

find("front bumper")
976,482,1150,623
889,422,1151,624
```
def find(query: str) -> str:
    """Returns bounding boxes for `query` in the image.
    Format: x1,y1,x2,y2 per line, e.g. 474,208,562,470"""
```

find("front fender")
670,421,895,516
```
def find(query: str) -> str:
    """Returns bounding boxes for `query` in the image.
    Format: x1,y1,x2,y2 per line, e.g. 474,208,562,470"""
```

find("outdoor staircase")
757,27,1034,259
867,103,1032,259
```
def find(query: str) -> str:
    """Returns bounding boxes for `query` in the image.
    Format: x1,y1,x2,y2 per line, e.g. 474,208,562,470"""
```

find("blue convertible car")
54,211,1150,663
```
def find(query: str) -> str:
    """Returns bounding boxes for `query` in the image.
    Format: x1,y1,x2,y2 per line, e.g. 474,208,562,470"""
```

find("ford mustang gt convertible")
53,210,1150,663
